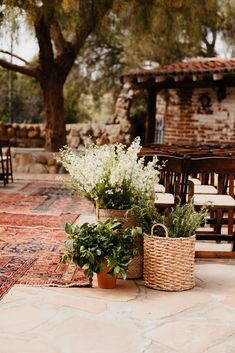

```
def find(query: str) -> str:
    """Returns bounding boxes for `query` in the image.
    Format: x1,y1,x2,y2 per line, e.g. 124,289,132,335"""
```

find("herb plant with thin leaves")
131,199,208,238
164,202,208,238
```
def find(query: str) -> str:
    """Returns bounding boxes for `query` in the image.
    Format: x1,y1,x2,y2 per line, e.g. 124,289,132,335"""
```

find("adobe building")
114,58,235,145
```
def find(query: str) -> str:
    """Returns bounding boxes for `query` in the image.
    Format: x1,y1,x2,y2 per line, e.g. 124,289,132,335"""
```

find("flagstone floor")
0,174,235,353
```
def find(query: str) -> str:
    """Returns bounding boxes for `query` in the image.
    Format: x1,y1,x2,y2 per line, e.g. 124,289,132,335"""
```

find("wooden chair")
188,157,235,241
0,139,13,183
143,155,190,213
157,155,190,204
0,146,7,186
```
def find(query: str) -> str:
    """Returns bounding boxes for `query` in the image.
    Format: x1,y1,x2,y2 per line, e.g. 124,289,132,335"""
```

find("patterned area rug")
0,256,36,300
0,213,78,228
0,181,94,298
0,227,90,287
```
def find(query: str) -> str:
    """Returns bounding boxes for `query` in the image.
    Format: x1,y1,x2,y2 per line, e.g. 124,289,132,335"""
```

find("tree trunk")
41,79,66,152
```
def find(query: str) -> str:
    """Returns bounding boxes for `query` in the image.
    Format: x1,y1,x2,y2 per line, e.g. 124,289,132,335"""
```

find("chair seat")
155,192,174,206
188,177,201,185
193,194,235,207
194,185,217,194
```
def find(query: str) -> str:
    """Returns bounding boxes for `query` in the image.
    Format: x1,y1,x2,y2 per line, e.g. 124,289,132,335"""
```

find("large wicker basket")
96,208,143,279
144,224,195,291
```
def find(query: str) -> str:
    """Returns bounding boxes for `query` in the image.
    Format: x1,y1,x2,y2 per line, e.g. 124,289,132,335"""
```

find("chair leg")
215,209,223,234
232,234,235,251
228,208,234,235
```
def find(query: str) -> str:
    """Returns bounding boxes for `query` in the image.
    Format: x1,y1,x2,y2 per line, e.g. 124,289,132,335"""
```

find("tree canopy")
0,1,234,150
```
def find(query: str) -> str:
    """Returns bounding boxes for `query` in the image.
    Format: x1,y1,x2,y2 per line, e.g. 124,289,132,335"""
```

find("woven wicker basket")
144,224,195,291
96,208,143,279
96,208,136,228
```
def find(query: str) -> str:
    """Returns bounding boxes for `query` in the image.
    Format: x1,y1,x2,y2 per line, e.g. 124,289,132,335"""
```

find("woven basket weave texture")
144,223,195,291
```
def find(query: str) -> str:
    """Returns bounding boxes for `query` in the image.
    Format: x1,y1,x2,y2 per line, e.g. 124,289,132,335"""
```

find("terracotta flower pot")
97,260,117,289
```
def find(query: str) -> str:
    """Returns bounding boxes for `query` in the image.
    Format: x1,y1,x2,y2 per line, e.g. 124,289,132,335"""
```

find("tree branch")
51,18,68,54
0,50,29,65
56,0,114,79
73,0,114,53
34,9,55,74
0,58,39,78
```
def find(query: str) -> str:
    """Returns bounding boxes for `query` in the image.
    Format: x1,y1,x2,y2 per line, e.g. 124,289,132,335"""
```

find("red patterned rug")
0,193,46,213
0,213,78,228
0,256,36,300
0,227,90,288
0,181,95,298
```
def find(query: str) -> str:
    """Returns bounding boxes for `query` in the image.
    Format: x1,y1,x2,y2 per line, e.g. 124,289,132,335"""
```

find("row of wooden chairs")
0,139,13,186
142,152,235,254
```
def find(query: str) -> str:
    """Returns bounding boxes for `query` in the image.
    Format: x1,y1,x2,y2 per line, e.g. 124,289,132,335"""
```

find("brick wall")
156,86,235,144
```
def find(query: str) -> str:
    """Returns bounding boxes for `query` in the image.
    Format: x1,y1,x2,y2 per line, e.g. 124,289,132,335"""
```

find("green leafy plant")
130,199,164,235
62,218,142,279
132,199,208,238
164,202,208,238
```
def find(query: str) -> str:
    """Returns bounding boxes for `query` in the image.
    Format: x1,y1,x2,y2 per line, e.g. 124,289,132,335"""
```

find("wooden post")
145,89,156,143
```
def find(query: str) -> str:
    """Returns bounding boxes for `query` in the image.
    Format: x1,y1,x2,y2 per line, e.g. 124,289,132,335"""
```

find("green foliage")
120,0,227,66
130,199,164,235
0,68,43,123
0,0,234,127
132,199,208,238
62,218,142,279
96,179,136,210
164,202,208,238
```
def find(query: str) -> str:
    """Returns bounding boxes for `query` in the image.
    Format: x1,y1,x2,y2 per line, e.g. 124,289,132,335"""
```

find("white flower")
57,137,161,208
106,189,114,195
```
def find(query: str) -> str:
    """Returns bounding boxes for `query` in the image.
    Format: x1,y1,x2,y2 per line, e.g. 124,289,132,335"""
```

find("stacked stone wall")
12,149,61,174
0,121,131,150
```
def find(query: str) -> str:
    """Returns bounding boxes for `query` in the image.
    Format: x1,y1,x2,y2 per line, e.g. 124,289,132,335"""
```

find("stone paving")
0,174,235,353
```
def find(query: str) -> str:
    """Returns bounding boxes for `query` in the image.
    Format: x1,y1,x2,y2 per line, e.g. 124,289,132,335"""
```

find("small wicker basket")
143,223,195,291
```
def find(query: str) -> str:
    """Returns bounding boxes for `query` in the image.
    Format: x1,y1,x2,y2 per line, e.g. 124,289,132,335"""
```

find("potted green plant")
57,137,160,215
141,201,207,291
57,137,161,278
61,218,142,289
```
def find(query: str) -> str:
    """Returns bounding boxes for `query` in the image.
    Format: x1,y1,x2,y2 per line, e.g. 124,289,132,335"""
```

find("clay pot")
97,260,117,289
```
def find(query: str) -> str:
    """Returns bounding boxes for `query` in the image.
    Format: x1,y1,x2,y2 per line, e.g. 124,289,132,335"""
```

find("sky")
0,20,38,63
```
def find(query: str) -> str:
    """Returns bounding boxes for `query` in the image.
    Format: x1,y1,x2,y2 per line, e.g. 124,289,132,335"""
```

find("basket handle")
151,223,168,237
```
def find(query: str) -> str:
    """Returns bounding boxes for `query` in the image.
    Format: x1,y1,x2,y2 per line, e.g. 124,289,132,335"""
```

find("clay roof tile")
122,58,235,79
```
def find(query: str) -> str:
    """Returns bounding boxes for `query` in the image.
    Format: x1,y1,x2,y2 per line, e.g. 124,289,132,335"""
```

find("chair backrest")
188,157,235,196
157,155,190,203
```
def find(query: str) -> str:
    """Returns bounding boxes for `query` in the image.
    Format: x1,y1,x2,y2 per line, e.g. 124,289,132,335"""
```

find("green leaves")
62,217,142,279
164,202,208,238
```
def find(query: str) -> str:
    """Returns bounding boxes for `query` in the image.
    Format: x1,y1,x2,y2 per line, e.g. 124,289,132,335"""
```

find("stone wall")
12,148,61,174
156,86,235,144
4,97,135,173
0,120,132,150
